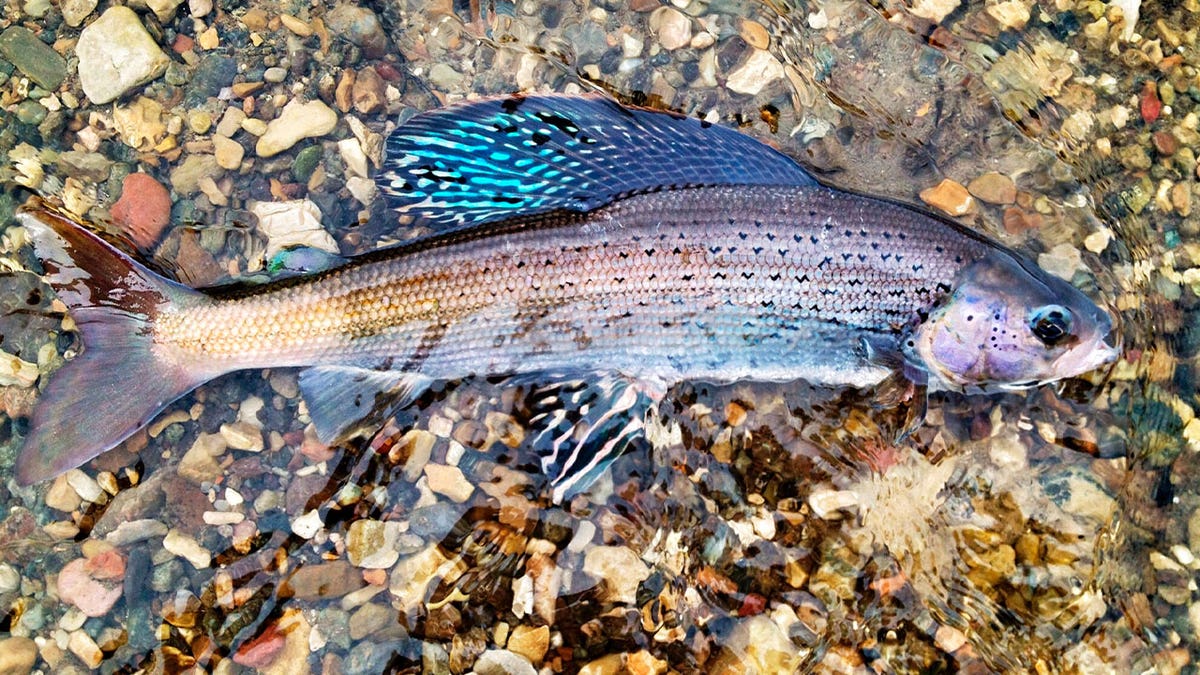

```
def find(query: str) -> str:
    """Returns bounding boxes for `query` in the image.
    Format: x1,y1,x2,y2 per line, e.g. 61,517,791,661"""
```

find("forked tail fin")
12,204,209,486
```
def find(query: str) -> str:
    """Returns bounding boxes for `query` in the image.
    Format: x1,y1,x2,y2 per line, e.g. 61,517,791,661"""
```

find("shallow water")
0,0,1195,672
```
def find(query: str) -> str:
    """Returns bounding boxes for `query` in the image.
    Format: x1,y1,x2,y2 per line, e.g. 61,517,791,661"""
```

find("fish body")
163,185,978,387
12,95,1118,493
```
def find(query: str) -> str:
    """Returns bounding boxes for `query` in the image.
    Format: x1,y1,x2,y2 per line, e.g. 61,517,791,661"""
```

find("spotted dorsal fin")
376,94,817,229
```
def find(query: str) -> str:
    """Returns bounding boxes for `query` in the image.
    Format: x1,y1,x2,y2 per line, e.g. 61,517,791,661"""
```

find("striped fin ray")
377,94,817,229
521,372,662,504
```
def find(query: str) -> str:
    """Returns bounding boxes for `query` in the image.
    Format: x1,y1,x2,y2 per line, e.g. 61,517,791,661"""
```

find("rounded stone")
75,7,170,104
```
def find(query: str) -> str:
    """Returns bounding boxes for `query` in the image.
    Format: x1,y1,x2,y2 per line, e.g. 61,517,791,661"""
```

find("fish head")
904,249,1119,391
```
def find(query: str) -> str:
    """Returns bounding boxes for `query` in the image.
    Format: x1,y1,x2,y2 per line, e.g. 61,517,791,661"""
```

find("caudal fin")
13,204,208,486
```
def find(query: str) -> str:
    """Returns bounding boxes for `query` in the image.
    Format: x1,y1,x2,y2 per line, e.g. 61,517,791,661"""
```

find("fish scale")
156,184,981,388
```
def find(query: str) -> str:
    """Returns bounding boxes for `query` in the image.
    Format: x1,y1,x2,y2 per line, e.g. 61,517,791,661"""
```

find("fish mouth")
1052,335,1121,381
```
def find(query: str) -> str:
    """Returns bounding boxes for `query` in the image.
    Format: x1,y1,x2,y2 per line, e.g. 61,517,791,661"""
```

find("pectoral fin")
298,366,432,444
519,372,665,504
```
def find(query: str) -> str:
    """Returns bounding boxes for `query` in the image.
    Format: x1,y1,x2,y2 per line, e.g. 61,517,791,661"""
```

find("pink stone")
57,551,126,617
111,172,172,249
233,620,287,668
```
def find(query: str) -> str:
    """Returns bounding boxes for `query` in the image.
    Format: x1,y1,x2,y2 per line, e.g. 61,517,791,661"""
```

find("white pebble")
65,470,103,503
807,488,858,519
0,564,20,593
291,509,325,539
163,529,212,569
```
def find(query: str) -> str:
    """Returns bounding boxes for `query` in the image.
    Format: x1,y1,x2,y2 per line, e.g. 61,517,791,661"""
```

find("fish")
10,94,1118,500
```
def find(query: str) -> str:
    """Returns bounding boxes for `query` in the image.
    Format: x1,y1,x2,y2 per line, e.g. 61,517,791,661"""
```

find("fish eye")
1029,305,1072,346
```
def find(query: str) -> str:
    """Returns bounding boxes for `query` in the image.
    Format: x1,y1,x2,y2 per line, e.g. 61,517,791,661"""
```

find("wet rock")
56,151,113,183
14,101,47,126
966,172,1017,205
68,630,103,668
291,509,325,539
390,545,457,610
251,198,339,259
111,173,172,249
1037,242,1084,281
169,154,221,195
428,63,464,90
807,488,858,519
163,530,211,569
256,99,338,158
280,14,312,37
233,624,286,669
213,135,245,170
187,55,237,106
347,519,403,569
0,27,67,91
0,563,19,593
710,615,800,673
62,0,98,26
105,519,169,546
726,49,784,96
409,502,464,540
986,0,1029,29
583,546,649,604
346,640,415,675
221,420,264,452
425,464,475,503
284,561,365,599
45,475,82,512
352,67,386,115
338,138,370,179
76,7,169,104
178,432,226,484
240,609,311,675
579,654,624,675
325,5,389,59
919,178,976,216
909,0,961,22
0,636,37,674
348,601,395,640
57,550,126,617
291,145,323,183
137,0,185,22
651,7,691,51
0,351,37,388
196,26,219,50
475,649,536,675
506,625,549,666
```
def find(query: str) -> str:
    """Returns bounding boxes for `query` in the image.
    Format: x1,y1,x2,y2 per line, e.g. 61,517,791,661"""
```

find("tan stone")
738,19,770,49
425,464,474,502
197,26,219,50
212,135,244,170
966,172,1017,205
578,654,624,675
0,637,37,675
627,650,668,675
919,178,976,216
583,546,649,604
280,14,312,37
650,7,691,50
506,625,549,666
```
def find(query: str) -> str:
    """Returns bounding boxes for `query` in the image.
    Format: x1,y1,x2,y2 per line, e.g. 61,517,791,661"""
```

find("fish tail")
13,204,209,486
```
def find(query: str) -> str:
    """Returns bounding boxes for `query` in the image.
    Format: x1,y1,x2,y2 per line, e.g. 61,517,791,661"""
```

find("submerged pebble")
57,550,126,617
75,7,169,104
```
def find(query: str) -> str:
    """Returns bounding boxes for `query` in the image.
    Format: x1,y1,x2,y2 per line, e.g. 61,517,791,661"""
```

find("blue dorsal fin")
376,94,817,228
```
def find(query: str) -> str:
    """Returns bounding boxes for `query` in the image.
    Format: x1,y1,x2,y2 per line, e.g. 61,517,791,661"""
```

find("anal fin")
298,366,432,444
